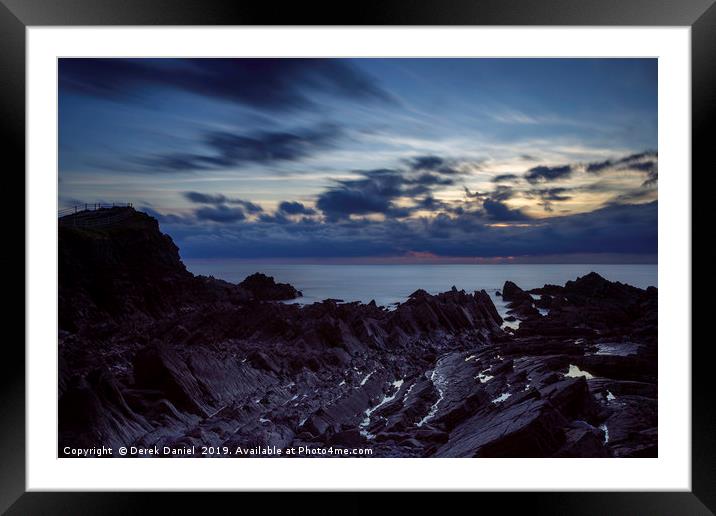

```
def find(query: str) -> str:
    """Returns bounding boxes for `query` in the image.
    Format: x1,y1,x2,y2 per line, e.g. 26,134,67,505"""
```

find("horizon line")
180,253,658,265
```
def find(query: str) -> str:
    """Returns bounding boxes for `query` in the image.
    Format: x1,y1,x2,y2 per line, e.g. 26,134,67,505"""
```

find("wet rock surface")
58,210,657,458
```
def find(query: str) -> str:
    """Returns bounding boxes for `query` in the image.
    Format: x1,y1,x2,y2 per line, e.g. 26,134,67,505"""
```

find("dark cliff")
58,207,299,331
59,208,195,330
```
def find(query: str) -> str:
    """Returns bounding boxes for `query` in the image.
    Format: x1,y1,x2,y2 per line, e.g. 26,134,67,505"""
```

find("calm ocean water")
184,261,658,309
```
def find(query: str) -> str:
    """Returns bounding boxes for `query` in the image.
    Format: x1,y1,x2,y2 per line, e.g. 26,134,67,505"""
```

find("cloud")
489,185,516,202
183,190,266,222
176,148,657,229
257,212,290,224
506,150,658,212
482,199,530,221
161,201,657,259
59,58,393,111
138,125,341,172
312,163,528,223
462,185,524,220
524,164,574,184
406,155,465,175
184,191,263,213
316,167,455,221
586,151,657,173
316,172,397,221
463,187,489,202
194,205,246,223
184,192,226,204
418,196,449,211
233,200,263,214
586,151,659,192
278,201,316,215
492,173,520,183
605,189,658,206
524,187,572,212
641,171,658,187
585,151,658,187
540,188,571,200
409,155,446,170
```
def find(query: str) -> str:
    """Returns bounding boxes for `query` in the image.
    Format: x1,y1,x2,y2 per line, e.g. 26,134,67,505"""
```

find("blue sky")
58,58,657,261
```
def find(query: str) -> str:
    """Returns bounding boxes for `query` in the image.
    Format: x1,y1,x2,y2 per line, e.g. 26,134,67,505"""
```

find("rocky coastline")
59,208,657,458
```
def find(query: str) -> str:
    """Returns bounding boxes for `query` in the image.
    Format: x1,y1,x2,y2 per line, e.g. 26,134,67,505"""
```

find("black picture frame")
2,0,713,513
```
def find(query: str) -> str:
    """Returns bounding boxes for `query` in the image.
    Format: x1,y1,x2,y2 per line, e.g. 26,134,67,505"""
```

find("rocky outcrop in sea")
58,208,657,458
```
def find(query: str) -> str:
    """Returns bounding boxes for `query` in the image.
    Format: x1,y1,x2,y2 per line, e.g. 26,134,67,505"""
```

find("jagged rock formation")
58,208,657,458
502,280,540,320
239,273,303,301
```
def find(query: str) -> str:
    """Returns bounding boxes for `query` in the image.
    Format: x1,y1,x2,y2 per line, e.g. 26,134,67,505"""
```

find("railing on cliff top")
58,203,135,228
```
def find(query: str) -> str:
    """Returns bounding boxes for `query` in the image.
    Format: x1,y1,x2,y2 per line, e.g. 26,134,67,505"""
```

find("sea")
184,261,657,317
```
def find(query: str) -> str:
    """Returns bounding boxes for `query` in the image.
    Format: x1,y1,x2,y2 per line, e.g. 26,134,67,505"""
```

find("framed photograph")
4,0,713,512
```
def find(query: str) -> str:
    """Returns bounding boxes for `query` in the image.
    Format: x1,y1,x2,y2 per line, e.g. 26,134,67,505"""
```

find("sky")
58,58,658,262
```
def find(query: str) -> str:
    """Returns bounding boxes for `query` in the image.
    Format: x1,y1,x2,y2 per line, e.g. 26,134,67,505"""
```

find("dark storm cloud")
492,173,520,183
59,58,393,111
183,190,265,222
316,172,397,221
278,201,316,215
316,168,455,221
586,150,657,176
411,173,454,188
136,124,341,172
235,200,263,214
489,185,517,202
462,185,524,220
524,164,574,184
418,196,449,211
409,156,445,170
183,191,263,212
586,160,612,174
184,192,226,204
482,199,530,221
194,205,246,223
258,212,290,224
206,126,338,164
583,151,658,189
405,155,466,175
